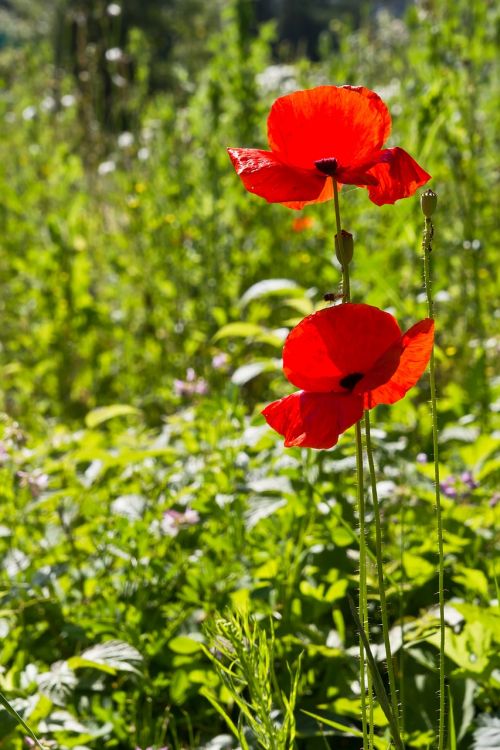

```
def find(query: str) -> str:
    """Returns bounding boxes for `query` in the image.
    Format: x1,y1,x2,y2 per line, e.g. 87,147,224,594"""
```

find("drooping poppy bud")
335,230,354,266
421,188,438,217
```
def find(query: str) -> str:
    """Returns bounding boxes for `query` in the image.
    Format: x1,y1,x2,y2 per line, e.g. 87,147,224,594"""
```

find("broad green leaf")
37,662,77,705
452,567,489,599
403,553,435,584
169,635,203,654
68,641,143,676
85,404,140,428
213,322,266,341
239,278,301,306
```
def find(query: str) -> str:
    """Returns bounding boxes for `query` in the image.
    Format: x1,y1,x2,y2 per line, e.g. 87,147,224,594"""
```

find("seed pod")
421,189,438,217
335,230,354,266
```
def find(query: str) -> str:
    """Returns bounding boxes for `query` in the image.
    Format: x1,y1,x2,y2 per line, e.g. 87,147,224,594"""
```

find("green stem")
332,178,369,747
399,499,406,739
364,411,401,739
422,216,445,750
333,178,350,302
356,420,369,750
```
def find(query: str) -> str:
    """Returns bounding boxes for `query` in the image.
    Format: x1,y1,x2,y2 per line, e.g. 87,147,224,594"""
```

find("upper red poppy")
262,303,434,449
228,86,431,209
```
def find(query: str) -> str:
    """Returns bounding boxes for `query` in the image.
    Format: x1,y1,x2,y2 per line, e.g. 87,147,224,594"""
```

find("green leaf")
213,322,266,341
0,690,45,748
472,715,500,750
403,553,435,584
37,662,78,705
85,404,140,428
426,615,496,674
231,359,280,385
452,567,489,599
68,640,143,676
169,635,203,654
200,687,249,750
301,710,387,750
347,595,404,750
239,279,301,306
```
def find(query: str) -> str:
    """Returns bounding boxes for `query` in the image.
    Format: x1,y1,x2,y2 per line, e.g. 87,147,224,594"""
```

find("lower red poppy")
262,303,434,449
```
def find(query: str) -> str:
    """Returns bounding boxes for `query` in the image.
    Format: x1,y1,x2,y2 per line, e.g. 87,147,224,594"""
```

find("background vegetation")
0,0,498,748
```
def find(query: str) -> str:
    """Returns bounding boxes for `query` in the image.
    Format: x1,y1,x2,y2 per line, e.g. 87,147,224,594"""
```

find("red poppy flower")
262,303,434,449
228,86,430,209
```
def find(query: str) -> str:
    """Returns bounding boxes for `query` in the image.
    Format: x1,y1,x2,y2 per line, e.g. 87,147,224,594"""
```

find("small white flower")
61,94,76,108
112,74,127,88
137,147,150,161
41,96,56,112
107,3,122,16
22,106,37,121
106,47,123,62
118,131,134,148
97,160,116,176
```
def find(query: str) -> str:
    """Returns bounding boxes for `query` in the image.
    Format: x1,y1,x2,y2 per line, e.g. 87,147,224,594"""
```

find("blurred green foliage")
0,0,499,747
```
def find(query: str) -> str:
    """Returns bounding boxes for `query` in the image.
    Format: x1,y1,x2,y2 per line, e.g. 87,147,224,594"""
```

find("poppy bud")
335,230,354,266
420,189,437,217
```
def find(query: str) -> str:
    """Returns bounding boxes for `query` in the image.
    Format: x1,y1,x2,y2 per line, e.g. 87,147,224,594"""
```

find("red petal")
267,86,391,171
336,162,379,186
283,303,401,392
364,318,434,408
364,147,431,206
262,391,363,449
281,176,334,210
227,147,326,204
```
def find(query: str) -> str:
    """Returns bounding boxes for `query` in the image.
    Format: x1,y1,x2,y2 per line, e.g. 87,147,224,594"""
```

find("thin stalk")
356,420,369,750
333,178,350,302
364,411,401,738
369,690,374,750
348,596,404,750
422,215,445,750
399,500,406,739
332,178,369,748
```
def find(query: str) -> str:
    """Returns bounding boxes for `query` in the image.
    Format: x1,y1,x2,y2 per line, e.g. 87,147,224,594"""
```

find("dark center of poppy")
314,157,339,176
340,372,364,391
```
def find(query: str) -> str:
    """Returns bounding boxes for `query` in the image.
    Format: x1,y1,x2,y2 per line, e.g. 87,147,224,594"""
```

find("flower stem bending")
422,208,445,750
364,410,401,741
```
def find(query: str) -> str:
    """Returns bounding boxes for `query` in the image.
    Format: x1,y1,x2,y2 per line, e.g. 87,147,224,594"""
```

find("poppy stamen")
315,157,339,176
340,372,364,391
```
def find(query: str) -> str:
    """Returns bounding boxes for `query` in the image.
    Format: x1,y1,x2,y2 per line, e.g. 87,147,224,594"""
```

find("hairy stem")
364,410,401,741
422,215,445,750
356,420,369,749
332,178,370,747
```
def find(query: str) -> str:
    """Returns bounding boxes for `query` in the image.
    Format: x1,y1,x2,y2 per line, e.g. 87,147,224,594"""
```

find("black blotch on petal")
340,372,364,390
